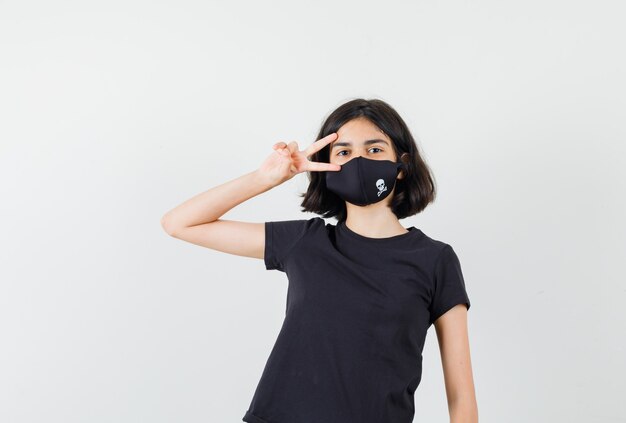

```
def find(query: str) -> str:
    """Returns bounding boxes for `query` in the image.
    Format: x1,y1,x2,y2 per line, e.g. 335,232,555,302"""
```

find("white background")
1,1,625,422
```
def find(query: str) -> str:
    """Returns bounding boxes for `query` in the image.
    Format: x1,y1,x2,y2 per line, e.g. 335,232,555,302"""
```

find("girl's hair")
299,98,436,223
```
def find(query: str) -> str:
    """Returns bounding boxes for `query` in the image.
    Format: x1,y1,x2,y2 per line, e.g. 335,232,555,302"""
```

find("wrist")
251,168,279,192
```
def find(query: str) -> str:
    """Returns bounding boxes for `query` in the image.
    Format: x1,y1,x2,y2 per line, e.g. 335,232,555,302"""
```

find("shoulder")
265,216,326,241
264,217,326,271
266,216,325,230
414,228,453,256
411,229,467,276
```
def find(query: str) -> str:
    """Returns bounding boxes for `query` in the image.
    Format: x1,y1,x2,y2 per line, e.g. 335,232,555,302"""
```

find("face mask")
325,156,405,206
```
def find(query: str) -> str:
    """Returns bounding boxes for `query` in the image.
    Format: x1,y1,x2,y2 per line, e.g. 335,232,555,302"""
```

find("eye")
337,147,382,156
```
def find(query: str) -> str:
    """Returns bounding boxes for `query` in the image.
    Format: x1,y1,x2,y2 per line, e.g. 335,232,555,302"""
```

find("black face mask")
325,156,405,206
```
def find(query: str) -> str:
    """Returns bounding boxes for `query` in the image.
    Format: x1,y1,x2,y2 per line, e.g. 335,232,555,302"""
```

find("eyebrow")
331,139,390,149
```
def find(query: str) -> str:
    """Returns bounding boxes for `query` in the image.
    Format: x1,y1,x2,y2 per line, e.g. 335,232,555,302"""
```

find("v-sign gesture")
258,132,342,187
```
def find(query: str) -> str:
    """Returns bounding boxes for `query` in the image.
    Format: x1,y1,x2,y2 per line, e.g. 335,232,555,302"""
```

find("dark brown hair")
299,98,436,223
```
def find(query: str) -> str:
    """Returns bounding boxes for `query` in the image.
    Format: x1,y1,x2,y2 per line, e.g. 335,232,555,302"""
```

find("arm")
160,134,340,259
160,169,273,259
434,304,478,423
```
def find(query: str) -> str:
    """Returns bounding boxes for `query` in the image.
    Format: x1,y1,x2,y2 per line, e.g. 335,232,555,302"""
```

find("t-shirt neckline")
337,220,421,244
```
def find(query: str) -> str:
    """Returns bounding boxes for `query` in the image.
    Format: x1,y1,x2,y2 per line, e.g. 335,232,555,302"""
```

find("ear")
397,152,410,179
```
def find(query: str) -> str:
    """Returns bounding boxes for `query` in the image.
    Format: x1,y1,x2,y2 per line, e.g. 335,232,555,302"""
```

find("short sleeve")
428,244,471,325
264,218,313,272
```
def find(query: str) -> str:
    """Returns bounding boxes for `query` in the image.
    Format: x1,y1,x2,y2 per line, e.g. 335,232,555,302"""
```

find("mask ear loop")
397,162,407,173
396,151,409,173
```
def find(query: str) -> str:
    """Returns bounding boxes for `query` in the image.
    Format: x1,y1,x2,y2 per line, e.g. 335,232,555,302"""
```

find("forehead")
330,118,391,149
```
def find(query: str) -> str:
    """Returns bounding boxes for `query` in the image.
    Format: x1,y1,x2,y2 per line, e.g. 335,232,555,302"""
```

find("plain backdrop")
1,1,625,422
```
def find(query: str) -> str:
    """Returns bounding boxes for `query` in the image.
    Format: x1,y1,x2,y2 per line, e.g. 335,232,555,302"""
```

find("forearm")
161,168,275,232
449,397,478,423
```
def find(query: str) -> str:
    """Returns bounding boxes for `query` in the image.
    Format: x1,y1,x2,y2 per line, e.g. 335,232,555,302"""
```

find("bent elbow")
160,213,179,236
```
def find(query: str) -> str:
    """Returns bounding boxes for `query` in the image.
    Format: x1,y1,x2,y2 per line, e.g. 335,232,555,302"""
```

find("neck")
343,204,407,238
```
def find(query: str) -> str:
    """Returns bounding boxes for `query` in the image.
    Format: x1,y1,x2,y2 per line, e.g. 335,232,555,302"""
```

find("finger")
273,141,287,149
305,132,338,157
305,161,342,172
286,141,299,155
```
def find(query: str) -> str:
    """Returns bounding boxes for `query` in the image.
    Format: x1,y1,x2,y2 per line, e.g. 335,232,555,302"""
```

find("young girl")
161,98,477,423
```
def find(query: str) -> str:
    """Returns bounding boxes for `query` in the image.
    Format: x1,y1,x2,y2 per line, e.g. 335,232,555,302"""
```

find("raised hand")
257,133,342,187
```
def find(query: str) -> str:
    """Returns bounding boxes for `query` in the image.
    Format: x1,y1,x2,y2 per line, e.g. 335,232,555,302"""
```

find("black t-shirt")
242,217,471,423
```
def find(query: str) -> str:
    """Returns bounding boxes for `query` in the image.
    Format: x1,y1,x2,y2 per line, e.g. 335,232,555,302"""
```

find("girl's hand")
257,133,342,187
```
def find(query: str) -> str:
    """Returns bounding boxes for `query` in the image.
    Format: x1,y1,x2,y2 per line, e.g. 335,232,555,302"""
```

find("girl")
161,98,477,423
